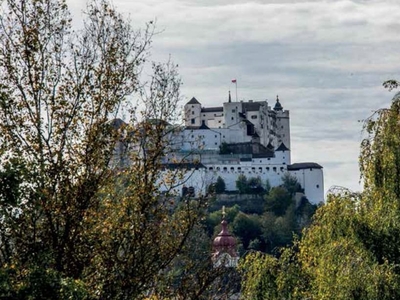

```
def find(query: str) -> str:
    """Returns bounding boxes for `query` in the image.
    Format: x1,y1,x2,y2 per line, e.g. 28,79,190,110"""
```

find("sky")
68,0,400,196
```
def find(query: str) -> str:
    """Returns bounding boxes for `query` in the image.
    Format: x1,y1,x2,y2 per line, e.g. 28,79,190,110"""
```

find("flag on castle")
231,79,237,83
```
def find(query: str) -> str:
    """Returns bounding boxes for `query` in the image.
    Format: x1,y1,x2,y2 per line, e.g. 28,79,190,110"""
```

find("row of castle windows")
208,166,285,172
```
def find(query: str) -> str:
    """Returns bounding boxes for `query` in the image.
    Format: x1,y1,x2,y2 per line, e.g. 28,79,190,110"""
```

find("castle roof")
274,96,283,111
287,162,323,170
199,122,210,130
244,102,262,112
276,142,289,151
163,162,206,170
201,107,223,113
187,97,200,105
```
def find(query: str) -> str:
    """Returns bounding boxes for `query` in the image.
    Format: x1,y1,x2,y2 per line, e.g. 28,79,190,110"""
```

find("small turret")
274,95,283,111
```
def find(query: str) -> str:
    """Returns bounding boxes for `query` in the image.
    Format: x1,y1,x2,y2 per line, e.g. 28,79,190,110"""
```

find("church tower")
212,207,239,268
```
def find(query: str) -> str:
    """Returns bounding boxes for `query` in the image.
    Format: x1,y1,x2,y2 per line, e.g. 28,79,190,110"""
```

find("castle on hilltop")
162,93,324,204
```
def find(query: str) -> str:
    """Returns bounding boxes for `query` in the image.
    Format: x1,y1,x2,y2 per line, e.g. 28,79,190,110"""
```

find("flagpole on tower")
231,79,237,102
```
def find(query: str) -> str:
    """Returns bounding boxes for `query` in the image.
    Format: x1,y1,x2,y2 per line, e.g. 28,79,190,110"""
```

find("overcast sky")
68,0,400,196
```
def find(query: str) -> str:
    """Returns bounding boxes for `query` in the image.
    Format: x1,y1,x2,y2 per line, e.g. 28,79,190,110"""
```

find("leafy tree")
215,176,226,194
236,174,248,194
247,176,264,193
264,186,292,216
0,0,223,298
232,213,262,249
240,91,400,299
281,172,302,195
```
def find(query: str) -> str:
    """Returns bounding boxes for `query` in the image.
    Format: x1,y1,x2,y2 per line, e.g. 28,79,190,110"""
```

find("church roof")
276,142,289,151
187,97,200,105
212,220,238,258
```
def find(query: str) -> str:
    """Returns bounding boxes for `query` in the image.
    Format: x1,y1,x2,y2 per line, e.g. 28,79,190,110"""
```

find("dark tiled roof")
287,162,323,170
253,152,274,158
187,97,201,105
243,102,262,112
199,123,210,130
109,118,126,129
240,157,252,162
276,143,289,151
163,162,206,170
274,96,283,111
201,107,223,113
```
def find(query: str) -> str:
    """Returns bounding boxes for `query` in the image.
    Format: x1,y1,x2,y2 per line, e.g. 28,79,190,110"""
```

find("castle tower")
185,97,202,127
274,95,291,151
212,207,239,268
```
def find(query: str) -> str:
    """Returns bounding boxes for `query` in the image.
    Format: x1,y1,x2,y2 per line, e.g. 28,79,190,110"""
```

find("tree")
281,172,302,196
264,186,292,216
0,0,218,298
236,174,248,194
215,176,226,194
240,91,400,299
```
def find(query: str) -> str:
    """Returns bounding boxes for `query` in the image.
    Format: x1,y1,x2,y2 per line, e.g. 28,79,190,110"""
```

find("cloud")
66,0,400,196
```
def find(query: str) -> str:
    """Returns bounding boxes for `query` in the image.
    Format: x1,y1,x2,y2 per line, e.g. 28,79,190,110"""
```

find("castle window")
266,167,270,171
251,115,257,119
215,143,218,145
203,114,205,116
218,120,221,123
192,111,194,115
231,117,234,120
316,184,320,188
230,167,235,171
192,105,194,108
191,118,195,124
232,109,235,113
252,167,255,171
259,167,262,171
280,167,284,171
191,135,194,138
310,168,313,171
223,135,225,138
216,167,220,171
273,167,277,172
215,135,217,138
238,167,241,171
223,167,227,171
209,167,213,170
260,160,262,163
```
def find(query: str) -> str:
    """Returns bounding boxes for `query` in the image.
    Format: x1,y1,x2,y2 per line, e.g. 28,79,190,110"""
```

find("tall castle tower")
184,97,202,127
274,96,291,151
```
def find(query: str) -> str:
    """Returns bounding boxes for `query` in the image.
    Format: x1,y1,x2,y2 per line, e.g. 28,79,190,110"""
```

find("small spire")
274,95,283,111
222,205,226,220
228,91,231,103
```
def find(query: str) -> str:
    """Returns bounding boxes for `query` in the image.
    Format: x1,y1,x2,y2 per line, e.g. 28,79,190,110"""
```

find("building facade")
164,94,324,204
